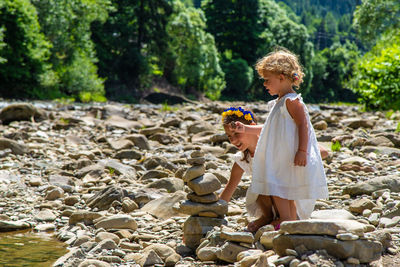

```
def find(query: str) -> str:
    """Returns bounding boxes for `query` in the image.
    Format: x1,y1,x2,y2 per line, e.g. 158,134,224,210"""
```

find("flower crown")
221,107,254,122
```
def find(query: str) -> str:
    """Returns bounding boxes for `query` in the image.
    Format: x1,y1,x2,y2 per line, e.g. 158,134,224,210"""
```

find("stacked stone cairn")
193,214,386,266
177,149,228,249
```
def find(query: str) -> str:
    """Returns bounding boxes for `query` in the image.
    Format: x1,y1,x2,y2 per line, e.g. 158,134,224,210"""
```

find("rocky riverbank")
0,101,399,267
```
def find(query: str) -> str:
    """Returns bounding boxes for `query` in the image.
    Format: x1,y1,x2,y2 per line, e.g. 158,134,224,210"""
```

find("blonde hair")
255,48,304,88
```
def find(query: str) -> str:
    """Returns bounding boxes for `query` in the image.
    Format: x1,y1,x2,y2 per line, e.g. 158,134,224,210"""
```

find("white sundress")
238,93,329,220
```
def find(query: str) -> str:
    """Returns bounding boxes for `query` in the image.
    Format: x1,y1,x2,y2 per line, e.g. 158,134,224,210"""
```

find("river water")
0,230,68,267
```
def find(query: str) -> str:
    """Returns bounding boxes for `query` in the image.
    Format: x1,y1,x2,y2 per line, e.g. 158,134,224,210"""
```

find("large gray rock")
104,115,142,130
341,118,375,129
124,134,151,150
0,220,31,232
141,170,169,181
187,173,221,196
349,198,376,214
86,186,130,211
273,234,382,263
0,103,47,124
343,175,400,196
0,138,28,155
149,133,179,145
98,159,136,179
310,209,356,220
107,138,134,150
145,177,184,193
69,210,103,225
94,215,138,230
141,191,187,219
360,146,400,157
187,121,214,134
279,219,374,237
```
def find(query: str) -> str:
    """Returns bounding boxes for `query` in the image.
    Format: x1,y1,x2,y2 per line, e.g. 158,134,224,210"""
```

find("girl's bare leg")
247,195,274,232
271,196,297,228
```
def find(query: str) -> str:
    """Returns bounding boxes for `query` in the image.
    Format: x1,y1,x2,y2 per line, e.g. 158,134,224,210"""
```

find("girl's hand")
230,121,245,133
294,150,307,166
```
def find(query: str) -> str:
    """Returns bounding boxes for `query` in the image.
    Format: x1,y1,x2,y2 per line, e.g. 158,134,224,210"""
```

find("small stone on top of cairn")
176,149,228,249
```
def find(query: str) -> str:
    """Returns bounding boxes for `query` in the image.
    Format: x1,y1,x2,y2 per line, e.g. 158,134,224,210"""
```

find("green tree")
256,0,314,99
0,26,5,63
32,0,111,101
0,0,53,98
91,0,172,101
353,0,400,45
221,57,253,100
348,29,400,110
202,0,261,64
167,1,225,100
309,41,359,102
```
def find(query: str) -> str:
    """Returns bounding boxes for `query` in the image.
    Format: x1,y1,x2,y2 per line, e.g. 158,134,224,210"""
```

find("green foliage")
385,110,394,119
348,29,400,110
221,58,253,100
353,0,400,45
396,122,400,133
202,0,261,64
108,167,115,175
308,41,359,103
79,92,107,103
91,0,172,101
0,26,6,63
167,1,225,100
32,0,110,100
256,0,314,98
0,0,54,98
331,141,342,152
54,97,75,106
203,0,314,100
160,101,178,112
59,118,70,124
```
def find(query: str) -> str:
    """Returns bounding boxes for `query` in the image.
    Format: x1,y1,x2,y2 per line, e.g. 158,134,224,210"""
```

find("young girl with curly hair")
222,49,329,231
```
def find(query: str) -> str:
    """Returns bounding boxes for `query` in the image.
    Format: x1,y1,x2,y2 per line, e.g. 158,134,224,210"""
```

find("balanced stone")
187,173,221,196
183,216,227,248
176,199,228,217
187,157,206,165
187,192,219,204
183,165,205,182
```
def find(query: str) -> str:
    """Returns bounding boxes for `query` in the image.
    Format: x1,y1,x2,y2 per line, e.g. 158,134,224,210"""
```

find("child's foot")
246,216,271,233
271,219,282,230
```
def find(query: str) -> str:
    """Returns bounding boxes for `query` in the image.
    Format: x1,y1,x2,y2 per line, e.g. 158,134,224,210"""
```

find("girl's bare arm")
232,121,263,135
286,98,308,166
219,162,244,202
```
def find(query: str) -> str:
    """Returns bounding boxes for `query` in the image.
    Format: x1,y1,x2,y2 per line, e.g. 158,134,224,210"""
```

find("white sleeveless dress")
240,93,328,219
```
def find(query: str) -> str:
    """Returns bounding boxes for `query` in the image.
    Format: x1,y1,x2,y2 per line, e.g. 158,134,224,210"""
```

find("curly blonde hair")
255,48,304,88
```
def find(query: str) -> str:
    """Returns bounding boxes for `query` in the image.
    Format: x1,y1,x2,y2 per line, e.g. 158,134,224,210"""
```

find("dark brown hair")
222,108,257,163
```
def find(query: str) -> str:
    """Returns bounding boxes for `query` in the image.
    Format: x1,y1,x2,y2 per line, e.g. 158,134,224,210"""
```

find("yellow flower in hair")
227,110,233,116
235,110,243,117
244,113,252,121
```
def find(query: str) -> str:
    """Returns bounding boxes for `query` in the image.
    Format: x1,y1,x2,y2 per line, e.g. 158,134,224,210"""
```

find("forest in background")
0,0,399,110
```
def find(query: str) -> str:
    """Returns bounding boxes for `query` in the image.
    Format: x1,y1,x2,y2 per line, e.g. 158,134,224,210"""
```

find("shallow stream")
0,230,67,267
